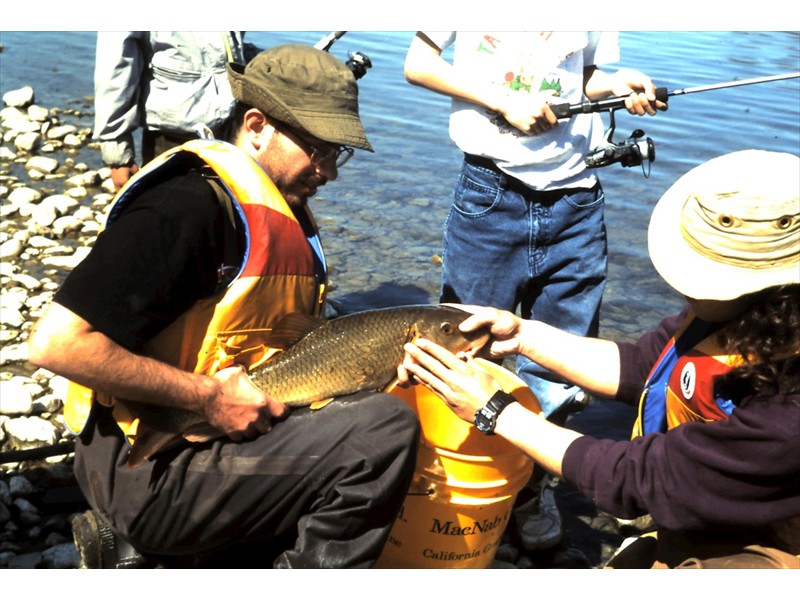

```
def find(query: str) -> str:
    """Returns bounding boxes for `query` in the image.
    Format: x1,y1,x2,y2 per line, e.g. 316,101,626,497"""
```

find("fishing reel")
315,32,372,80
346,51,372,80
585,109,655,177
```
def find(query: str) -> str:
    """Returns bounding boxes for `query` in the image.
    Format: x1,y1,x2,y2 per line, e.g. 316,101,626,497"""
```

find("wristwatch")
473,390,517,435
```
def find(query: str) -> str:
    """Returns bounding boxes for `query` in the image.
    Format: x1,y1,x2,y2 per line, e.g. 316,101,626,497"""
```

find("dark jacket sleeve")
562,396,800,530
613,307,691,405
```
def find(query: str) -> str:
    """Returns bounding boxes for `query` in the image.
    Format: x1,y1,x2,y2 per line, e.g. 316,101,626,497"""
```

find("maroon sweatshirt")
561,309,800,533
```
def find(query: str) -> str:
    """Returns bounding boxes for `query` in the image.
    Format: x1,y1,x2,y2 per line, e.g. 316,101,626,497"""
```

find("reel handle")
550,87,669,119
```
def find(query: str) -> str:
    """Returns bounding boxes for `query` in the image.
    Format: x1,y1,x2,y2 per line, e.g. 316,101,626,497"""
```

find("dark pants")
74,392,419,568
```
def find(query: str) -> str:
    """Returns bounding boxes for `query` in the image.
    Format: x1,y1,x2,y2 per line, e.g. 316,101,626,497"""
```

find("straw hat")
648,150,800,301
227,44,373,151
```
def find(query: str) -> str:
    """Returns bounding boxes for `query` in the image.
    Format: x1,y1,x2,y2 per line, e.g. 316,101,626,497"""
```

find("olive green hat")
227,44,373,152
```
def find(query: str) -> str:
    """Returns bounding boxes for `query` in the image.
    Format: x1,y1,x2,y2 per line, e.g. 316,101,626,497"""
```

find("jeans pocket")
562,184,604,210
453,170,502,218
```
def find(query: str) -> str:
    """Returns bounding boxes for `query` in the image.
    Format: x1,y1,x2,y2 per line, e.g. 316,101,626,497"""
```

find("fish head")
412,306,490,355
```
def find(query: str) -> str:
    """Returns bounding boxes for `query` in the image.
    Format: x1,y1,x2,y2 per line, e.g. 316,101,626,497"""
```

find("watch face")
474,407,495,433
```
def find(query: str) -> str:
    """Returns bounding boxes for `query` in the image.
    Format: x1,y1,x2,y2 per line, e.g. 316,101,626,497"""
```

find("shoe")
513,476,563,551
71,510,153,568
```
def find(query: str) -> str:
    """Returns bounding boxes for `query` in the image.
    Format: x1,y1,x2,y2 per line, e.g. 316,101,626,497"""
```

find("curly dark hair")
717,284,800,398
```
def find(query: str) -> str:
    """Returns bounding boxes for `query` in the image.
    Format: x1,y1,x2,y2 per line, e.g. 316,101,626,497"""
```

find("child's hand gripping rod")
550,72,800,119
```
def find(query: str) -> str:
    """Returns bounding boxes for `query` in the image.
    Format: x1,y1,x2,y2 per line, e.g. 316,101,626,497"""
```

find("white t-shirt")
423,32,620,191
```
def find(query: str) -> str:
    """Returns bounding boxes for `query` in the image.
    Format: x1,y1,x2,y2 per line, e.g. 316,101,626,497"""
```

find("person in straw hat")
29,44,419,568
398,149,800,568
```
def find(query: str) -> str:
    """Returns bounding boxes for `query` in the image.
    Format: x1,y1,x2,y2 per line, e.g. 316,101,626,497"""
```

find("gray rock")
42,542,80,568
14,131,43,152
8,475,35,497
27,105,50,122
7,186,42,206
11,118,43,134
40,246,91,269
0,106,27,122
46,125,78,140
30,202,58,228
0,342,29,365
0,238,24,261
0,379,34,415
4,415,58,445
13,497,39,515
3,86,35,108
63,134,83,147
25,156,59,174
10,272,42,291
0,146,18,161
0,479,11,505
8,551,43,568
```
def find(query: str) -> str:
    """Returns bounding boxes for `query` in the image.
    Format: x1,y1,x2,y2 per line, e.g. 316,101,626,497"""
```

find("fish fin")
310,398,335,410
264,313,325,350
182,422,223,443
408,324,421,343
381,376,401,392
126,428,182,468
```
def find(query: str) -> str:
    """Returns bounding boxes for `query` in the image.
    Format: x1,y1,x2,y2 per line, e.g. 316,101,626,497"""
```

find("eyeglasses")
273,121,354,169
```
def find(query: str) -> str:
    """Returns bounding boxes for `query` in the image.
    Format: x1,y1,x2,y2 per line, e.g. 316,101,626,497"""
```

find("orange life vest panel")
64,139,327,440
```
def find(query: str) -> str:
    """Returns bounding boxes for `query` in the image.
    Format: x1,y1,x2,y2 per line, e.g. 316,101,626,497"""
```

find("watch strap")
474,389,517,435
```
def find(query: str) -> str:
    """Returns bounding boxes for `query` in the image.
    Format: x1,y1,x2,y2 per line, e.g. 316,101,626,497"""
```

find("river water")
2,31,799,342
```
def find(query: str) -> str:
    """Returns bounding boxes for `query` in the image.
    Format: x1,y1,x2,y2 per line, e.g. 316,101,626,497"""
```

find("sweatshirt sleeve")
613,308,691,405
93,32,147,166
562,395,800,531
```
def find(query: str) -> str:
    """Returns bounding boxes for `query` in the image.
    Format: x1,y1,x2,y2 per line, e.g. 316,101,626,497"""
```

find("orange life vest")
63,139,327,441
632,314,742,437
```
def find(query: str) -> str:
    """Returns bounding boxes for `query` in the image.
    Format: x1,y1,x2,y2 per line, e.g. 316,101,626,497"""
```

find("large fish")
125,305,490,467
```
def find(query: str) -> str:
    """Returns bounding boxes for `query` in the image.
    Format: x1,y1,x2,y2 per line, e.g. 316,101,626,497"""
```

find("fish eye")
440,321,455,335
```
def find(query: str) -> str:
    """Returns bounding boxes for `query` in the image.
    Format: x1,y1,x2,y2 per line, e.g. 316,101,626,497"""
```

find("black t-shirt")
55,170,234,351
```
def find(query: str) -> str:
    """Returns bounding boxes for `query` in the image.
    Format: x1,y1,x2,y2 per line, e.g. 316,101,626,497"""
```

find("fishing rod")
555,72,800,175
551,72,800,119
314,31,347,51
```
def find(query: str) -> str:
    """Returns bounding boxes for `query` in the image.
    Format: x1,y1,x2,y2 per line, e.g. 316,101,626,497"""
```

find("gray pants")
74,392,419,568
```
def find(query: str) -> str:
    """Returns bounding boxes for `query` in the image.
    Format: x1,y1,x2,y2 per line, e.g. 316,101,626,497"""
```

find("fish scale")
253,309,426,405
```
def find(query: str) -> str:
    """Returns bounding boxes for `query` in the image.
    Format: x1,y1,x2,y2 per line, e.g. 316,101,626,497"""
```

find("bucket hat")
227,44,373,151
648,149,799,301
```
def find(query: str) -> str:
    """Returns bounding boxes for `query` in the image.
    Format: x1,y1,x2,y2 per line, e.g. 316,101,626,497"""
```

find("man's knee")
345,392,420,446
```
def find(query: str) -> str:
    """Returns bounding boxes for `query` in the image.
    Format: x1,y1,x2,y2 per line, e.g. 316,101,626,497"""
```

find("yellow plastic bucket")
375,358,541,569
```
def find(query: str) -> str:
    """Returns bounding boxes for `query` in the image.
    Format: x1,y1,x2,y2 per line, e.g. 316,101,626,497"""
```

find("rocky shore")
0,85,643,569
1,85,109,568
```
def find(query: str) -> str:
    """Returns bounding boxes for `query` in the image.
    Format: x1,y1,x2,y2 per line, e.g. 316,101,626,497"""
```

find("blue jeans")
440,157,607,417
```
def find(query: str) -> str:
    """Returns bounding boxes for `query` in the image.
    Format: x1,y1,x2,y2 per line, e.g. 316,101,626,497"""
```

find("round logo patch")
680,361,696,400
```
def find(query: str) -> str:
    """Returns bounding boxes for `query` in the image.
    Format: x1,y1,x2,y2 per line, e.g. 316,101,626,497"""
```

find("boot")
71,510,155,568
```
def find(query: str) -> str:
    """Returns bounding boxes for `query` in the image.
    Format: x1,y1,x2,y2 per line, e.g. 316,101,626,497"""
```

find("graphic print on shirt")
470,33,586,135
